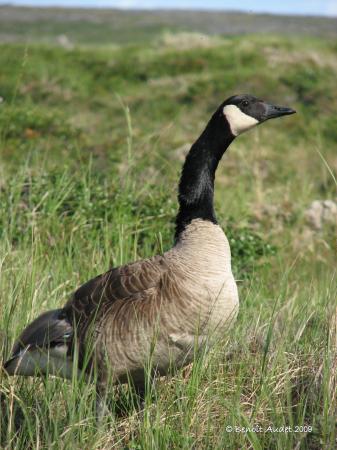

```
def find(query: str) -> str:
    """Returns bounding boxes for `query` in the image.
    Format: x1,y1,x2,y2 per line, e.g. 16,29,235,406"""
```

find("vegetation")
0,10,336,449
1,6,337,45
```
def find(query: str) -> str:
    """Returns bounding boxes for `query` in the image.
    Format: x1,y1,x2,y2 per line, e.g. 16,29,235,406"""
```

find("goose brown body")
75,219,238,387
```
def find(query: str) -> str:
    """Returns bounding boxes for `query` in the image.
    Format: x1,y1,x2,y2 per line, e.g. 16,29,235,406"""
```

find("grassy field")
1,6,337,45
0,8,336,449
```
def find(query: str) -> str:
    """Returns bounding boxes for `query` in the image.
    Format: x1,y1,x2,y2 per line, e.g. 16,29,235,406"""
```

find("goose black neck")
175,110,234,241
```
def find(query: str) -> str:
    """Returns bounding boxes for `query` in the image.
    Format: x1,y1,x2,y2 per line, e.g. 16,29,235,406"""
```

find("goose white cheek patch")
223,105,259,136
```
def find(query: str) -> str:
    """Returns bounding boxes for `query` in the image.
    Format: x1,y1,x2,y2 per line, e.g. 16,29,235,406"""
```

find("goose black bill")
262,103,296,121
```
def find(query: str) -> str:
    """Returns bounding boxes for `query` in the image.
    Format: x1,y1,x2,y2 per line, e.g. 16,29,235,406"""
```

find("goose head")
222,94,296,137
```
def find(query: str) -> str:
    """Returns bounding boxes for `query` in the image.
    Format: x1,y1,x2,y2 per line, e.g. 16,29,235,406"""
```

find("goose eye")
242,100,249,107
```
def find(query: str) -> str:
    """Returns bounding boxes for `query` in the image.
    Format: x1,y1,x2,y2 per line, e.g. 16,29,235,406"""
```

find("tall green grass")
0,33,336,448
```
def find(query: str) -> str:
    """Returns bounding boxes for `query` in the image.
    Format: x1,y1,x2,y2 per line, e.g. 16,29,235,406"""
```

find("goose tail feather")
3,309,74,378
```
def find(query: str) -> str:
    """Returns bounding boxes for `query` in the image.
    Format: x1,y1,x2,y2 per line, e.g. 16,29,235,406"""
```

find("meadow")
0,8,336,449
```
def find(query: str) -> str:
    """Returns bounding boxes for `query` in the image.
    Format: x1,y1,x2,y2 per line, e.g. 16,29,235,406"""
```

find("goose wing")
64,255,168,367
4,255,168,376
65,255,166,322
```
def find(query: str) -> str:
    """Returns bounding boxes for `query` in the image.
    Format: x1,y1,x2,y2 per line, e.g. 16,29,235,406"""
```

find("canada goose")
3,95,295,399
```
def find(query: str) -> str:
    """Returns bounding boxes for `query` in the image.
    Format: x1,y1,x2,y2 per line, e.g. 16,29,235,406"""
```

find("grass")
0,20,336,449
1,6,337,45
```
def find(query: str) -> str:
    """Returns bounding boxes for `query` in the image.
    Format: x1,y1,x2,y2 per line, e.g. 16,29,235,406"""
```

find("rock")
57,34,73,50
305,199,337,230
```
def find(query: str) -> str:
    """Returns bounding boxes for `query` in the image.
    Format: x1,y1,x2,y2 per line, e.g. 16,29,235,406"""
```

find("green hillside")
0,11,336,449
1,6,337,45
